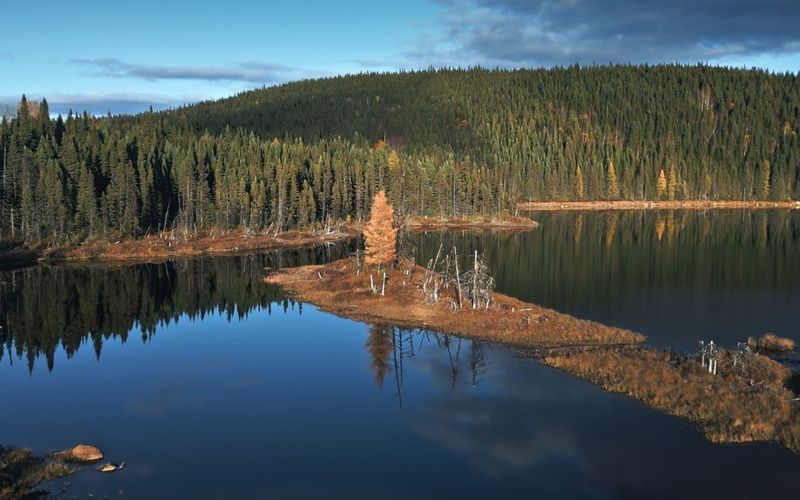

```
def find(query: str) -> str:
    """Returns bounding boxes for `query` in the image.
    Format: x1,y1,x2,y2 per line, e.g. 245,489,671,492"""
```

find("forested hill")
1,65,799,245
167,65,800,199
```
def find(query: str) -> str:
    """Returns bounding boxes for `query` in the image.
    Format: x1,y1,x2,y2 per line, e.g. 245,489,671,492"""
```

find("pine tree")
606,160,619,199
75,166,98,236
363,190,397,267
298,180,316,226
387,149,403,213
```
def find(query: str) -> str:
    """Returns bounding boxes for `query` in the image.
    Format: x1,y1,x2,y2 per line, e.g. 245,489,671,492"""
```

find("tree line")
1,65,799,244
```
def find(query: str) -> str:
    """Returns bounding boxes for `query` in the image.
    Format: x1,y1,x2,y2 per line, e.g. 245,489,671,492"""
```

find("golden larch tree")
606,160,619,199
364,190,397,266
657,169,667,199
667,166,678,200
575,166,585,198
388,149,401,175
759,159,771,199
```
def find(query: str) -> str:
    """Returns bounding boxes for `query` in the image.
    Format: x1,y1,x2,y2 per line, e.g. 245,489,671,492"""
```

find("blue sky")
1,0,798,116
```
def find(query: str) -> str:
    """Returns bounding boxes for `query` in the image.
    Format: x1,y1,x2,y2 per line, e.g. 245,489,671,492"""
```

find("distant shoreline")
518,200,800,211
403,215,538,231
0,226,362,268
0,216,540,269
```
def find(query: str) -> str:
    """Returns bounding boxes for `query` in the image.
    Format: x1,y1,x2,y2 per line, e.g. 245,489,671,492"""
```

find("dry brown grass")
266,257,643,349
747,333,796,352
539,347,800,451
35,226,361,264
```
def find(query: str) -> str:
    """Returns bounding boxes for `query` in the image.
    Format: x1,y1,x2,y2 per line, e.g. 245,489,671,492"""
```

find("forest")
1,65,799,244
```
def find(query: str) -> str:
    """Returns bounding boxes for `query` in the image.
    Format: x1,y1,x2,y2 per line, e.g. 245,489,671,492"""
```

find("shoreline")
0,226,361,268
518,200,800,211
403,215,538,231
0,217,540,269
266,257,800,453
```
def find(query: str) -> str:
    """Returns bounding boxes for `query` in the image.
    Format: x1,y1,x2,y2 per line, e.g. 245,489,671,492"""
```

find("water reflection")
0,243,354,372
411,210,800,350
365,326,489,405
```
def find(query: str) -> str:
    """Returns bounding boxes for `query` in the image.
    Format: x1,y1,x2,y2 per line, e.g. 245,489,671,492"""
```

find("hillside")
168,65,800,200
1,65,799,245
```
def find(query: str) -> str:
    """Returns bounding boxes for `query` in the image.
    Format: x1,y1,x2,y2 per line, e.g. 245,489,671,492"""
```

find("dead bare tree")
419,246,495,311
462,250,495,309
698,340,719,375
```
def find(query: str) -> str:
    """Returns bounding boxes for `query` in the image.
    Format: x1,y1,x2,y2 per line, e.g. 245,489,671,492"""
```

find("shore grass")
538,347,800,450
747,333,797,352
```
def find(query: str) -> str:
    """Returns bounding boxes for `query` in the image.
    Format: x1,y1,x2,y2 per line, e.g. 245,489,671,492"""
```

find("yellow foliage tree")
606,160,619,199
388,149,401,175
667,167,678,200
575,166,585,198
364,190,397,267
759,159,771,199
657,169,667,199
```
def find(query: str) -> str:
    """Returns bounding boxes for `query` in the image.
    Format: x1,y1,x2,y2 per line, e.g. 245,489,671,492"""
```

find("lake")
2,210,800,499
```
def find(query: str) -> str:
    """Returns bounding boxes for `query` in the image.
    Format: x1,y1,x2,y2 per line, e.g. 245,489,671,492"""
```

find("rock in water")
96,462,125,473
53,444,104,462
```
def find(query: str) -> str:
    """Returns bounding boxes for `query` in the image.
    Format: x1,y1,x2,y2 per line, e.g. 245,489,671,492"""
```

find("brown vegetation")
747,333,797,352
265,257,643,349
518,200,800,211
266,258,800,453
539,347,800,451
0,225,360,266
404,215,538,232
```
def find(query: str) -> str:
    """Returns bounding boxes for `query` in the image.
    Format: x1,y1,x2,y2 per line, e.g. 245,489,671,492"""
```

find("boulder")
53,444,104,462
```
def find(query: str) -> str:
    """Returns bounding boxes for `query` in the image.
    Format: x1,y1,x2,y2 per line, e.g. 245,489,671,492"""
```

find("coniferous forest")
1,65,799,244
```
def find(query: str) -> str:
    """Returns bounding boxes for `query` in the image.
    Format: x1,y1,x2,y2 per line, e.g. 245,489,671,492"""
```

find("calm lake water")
2,210,800,499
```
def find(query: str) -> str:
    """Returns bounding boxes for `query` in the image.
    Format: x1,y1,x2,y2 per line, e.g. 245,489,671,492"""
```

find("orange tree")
363,190,397,267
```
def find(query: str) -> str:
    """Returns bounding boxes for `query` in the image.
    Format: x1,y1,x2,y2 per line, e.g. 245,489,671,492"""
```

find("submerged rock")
96,462,125,473
52,444,104,463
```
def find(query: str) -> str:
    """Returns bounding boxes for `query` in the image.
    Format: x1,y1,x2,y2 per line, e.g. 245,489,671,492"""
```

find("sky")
1,0,798,116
